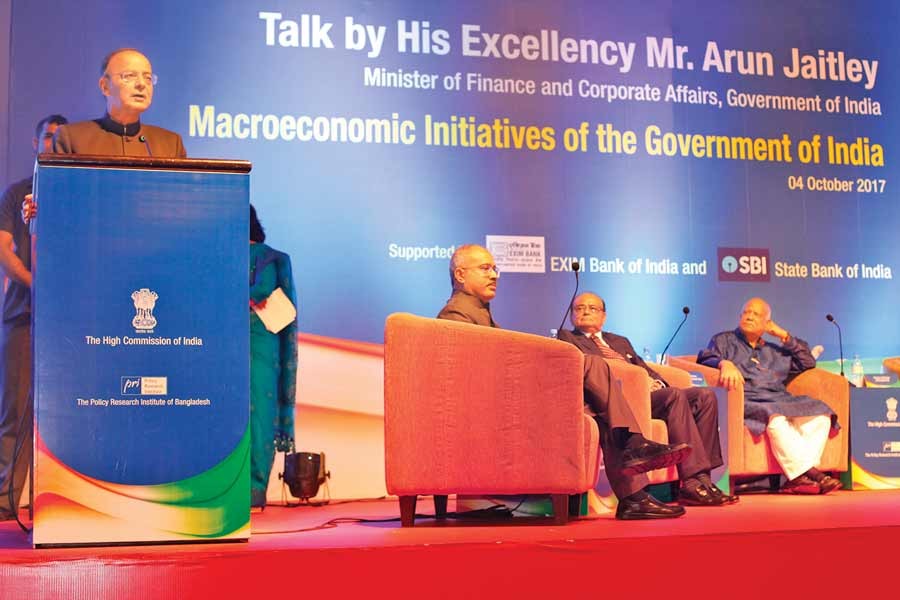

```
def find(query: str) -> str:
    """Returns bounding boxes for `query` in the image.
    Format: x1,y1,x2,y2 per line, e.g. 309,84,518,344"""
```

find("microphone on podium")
556,261,580,337
659,306,690,362
139,135,153,156
826,314,845,377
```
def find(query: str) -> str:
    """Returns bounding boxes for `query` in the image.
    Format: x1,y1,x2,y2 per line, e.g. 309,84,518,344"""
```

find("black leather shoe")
707,482,740,504
678,484,728,506
780,475,820,495
616,491,686,520
621,439,692,476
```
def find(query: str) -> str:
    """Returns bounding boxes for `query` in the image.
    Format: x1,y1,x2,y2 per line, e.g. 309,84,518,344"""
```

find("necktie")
589,334,627,361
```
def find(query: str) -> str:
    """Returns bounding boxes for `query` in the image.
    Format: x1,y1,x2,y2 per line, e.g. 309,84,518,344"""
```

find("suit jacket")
53,114,187,158
558,328,668,386
436,290,498,327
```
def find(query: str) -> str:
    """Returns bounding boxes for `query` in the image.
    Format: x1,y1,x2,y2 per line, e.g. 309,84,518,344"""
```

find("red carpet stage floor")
2,490,899,599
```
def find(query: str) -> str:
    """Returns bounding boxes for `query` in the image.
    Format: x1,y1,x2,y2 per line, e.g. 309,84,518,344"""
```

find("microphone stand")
826,314,844,377
556,262,580,336
660,307,690,363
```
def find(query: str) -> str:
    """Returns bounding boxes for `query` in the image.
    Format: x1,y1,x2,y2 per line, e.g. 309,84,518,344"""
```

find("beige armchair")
384,314,601,526
884,357,900,378
668,356,849,483
603,361,688,486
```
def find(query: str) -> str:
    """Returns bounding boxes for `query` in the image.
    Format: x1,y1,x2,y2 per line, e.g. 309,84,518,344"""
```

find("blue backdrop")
6,0,899,362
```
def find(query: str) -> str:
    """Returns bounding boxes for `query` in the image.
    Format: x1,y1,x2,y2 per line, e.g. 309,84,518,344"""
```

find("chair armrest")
668,355,720,387
787,368,849,421
606,360,652,438
667,355,747,469
884,357,900,377
787,368,850,466
648,362,693,389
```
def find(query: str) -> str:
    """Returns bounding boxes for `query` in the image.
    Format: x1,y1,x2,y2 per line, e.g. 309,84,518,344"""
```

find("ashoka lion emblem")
132,288,159,332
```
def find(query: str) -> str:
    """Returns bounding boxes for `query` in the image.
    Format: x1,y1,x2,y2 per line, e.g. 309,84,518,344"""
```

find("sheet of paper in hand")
252,287,296,333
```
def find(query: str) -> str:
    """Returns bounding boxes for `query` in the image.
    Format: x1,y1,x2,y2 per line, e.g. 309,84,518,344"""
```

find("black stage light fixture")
280,451,330,500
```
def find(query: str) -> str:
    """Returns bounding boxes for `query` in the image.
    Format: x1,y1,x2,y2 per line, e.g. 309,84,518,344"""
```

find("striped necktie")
589,334,627,361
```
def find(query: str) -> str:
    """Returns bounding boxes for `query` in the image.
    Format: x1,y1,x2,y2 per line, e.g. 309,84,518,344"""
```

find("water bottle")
643,347,652,362
851,354,864,387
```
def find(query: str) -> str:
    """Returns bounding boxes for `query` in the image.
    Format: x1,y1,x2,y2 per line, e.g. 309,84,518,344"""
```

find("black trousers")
581,355,649,499
0,317,32,514
650,386,723,481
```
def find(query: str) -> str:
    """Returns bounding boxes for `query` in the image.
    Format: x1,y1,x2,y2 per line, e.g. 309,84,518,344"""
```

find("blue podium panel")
849,388,900,490
32,158,250,546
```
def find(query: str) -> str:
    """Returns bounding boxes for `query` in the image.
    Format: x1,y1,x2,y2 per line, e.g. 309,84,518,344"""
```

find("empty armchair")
384,313,601,526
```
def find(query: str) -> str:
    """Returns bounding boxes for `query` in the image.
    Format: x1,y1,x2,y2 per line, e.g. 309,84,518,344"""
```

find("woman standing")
249,205,298,509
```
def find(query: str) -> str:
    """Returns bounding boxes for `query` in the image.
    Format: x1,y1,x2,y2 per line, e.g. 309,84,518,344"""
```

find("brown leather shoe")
780,475,820,495
817,475,842,495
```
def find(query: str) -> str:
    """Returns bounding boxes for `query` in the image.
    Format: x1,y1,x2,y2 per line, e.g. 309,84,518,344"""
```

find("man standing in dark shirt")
0,114,67,520
438,244,690,520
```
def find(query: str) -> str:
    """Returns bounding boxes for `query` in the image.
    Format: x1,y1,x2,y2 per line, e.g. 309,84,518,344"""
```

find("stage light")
280,451,330,500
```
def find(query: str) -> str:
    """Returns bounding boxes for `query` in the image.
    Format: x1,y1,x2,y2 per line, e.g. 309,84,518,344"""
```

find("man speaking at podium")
53,48,186,157
22,48,186,223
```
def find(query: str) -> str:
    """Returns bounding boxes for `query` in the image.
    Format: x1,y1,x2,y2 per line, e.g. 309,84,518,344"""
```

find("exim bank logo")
717,247,770,282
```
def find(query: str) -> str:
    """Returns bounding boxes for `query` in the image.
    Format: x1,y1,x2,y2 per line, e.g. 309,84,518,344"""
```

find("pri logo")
121,377,142,395
131,288,158,332
120,376,168,395
717,247,770,282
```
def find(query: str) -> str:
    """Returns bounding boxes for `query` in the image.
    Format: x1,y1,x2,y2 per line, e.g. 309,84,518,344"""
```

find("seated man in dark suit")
438,245,690,520
558,292,737,506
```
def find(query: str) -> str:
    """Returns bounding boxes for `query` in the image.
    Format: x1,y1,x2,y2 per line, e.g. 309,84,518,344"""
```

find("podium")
31,154,251,546
847,387,900,490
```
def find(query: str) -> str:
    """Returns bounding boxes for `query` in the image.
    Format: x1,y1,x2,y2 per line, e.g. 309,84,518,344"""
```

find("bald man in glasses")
437,245,690,520
52,48,186,157
22,48,186,224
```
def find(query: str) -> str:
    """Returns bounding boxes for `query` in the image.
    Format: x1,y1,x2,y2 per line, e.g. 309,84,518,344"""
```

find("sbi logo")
717,248,770,282
721,255,739,273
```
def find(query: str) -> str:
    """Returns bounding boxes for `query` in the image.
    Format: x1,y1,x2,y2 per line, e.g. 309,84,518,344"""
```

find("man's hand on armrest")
718,360,745,390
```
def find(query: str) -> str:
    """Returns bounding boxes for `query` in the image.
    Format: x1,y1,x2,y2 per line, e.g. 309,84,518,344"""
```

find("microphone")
139,135,153,156
556,261,580,337
659,306,690,363
826,314,845,377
